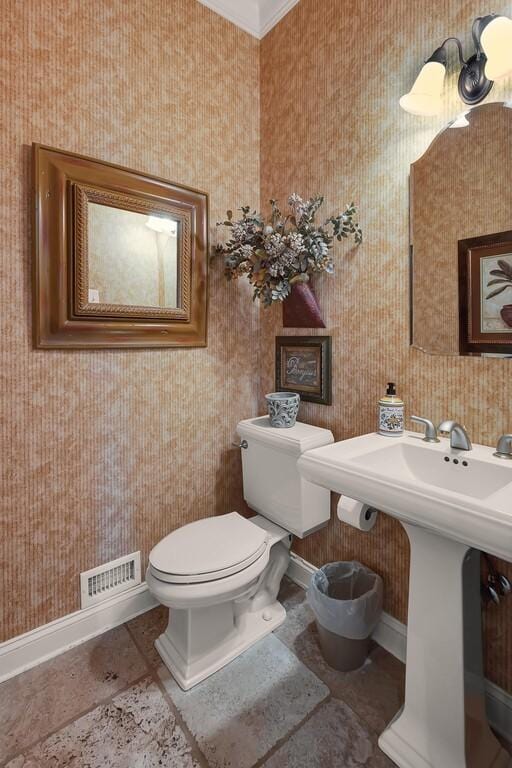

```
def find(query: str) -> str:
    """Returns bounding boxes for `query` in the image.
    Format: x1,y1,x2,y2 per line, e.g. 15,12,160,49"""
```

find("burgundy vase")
282,281,325,328
500,305,512,328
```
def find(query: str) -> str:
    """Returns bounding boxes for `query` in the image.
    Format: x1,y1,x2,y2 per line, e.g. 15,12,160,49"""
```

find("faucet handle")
494,434,512,459
411,416,440,443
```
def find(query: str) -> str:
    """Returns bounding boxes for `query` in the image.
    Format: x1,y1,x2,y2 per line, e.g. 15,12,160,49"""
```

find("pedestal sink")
298,431,512,768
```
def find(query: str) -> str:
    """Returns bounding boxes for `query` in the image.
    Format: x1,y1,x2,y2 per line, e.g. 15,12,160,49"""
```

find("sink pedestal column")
379,524,510,768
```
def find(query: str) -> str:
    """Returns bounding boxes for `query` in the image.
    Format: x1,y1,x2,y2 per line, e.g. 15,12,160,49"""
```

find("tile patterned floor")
159,634,329,768
0,625,148,764
1,578,511,768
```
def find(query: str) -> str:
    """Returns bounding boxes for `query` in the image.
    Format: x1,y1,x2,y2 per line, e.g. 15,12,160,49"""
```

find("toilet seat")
149,512,269,584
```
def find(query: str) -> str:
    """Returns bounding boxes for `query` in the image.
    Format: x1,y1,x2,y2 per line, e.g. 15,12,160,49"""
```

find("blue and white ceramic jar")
265,392,300,428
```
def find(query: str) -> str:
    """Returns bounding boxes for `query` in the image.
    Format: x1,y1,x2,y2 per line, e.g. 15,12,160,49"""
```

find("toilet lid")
149,512,269,584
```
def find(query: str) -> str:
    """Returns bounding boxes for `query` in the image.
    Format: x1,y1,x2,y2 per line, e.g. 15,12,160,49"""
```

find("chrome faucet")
494,434,512,459
438,420,472,451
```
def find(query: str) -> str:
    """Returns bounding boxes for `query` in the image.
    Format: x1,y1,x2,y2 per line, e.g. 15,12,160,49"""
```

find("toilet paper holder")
337,496,379,532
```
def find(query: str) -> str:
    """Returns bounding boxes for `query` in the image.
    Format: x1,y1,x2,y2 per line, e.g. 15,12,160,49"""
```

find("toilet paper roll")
337,495,378,531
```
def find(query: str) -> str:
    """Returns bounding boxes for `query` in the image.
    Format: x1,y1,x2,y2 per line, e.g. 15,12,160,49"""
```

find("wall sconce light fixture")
400,14,512,116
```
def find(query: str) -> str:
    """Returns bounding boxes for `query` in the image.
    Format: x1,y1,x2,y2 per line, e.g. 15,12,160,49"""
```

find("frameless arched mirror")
410,102,512,356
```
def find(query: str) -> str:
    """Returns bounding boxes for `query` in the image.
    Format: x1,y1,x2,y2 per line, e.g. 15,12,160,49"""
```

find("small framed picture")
275,336,332,405
458,231,512,355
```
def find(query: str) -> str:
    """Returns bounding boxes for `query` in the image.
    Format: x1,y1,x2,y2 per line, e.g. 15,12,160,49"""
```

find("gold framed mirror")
33,144,208,348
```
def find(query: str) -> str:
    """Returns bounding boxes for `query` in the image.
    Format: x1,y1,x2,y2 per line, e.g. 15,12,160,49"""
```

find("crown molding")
258,0,299,37
197,0,299,39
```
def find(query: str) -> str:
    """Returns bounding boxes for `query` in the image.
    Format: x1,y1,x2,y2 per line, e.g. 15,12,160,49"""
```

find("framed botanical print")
458,231,512,355
275,336,332,405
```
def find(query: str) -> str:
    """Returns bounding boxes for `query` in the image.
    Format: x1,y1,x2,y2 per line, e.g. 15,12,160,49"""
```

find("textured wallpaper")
0,0,260,641
2,0,511,699
260,0,512,692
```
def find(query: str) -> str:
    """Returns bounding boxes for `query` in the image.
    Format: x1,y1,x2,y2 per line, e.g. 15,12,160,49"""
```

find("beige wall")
260,0,512,693
0,0,260,641
2,0,511,698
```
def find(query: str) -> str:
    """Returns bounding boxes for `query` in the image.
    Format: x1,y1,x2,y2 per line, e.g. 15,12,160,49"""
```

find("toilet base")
155,600,286,690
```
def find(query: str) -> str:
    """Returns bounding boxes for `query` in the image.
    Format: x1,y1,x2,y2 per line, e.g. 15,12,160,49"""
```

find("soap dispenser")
378,383,404,437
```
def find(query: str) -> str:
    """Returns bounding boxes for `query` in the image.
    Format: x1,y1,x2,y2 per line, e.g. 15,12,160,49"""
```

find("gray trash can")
307,561,383,672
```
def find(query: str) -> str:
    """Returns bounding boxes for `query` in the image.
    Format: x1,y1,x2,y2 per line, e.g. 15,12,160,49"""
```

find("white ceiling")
197,0,299,39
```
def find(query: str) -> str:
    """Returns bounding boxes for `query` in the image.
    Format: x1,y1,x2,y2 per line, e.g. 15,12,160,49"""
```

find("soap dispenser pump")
378,382,404,437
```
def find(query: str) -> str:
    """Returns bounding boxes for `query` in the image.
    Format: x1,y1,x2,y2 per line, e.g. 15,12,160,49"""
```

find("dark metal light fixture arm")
401,12,512,114
471,14,498,57
429,18,497,106
431,13,498,66
472,17,484,56
436,37,468,66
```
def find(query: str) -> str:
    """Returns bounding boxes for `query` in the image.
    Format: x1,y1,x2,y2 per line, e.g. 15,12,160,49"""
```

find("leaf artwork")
497,258,512,277
486,285,509,300
215,194,362,306
486,257,512,301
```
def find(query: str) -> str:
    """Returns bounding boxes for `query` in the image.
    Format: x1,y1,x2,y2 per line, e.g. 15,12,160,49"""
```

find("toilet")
146,416,334,690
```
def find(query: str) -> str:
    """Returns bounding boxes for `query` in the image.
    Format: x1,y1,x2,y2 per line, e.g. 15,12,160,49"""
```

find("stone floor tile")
126,604,168,668
262,697,396,768
276,578,405,735
159,633,329,768
278,575,306,605
0,625,147,764
6,677,199,768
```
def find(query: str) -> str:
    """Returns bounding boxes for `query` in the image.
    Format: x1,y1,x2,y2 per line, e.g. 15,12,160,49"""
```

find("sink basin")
298,431,512,768
298,431,512,561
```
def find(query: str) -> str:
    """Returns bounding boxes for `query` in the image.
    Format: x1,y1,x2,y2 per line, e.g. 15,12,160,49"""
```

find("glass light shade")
481,15,512,80
399,61,446,116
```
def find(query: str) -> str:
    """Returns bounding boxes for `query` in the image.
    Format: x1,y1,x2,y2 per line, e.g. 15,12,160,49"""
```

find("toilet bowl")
147,512,291,690
147,417,334,690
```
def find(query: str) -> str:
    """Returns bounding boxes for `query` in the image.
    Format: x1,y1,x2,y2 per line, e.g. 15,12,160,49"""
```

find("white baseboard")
286,552,317,590
286,552,512,742
0,583,158,684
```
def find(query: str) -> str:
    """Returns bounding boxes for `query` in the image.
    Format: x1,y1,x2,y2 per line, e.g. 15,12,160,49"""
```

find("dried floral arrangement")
216,194,362,306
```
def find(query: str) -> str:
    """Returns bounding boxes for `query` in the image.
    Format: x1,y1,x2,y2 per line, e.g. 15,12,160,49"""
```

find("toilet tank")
236,417,334,538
